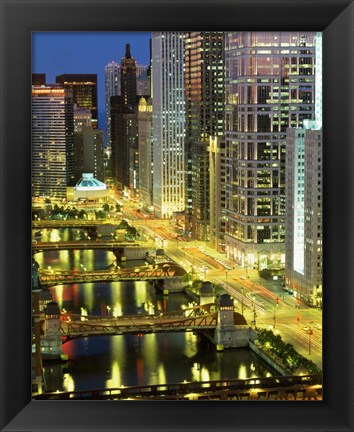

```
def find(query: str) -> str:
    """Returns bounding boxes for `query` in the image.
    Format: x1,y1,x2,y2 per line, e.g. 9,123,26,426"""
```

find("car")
315,323,322,330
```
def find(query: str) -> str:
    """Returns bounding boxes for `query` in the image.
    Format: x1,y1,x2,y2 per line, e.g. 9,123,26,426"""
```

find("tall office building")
224,32,316,269
32,84,74,198
137,97,153,209
285,122,322,306
184,32,225,241
110,44,140,193
74,127,104,182
105,61,120,146
208,136,227,252
121,44,137,108
136,65,151,97
56,74,98,129
285,32,322,307
151,32,185,218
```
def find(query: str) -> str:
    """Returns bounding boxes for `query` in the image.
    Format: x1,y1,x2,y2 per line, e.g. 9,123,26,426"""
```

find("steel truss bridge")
60,303,218,342
39,262,187,287
32,239,155,253
33,219,119,229
34,373,322,401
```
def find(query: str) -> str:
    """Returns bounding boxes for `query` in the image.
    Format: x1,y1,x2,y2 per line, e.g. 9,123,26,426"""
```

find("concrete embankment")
249,342,293,376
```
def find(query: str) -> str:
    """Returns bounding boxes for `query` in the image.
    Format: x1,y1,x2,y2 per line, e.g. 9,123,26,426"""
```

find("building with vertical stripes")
151,32,185,218
32,84,74,199
184,32,225,241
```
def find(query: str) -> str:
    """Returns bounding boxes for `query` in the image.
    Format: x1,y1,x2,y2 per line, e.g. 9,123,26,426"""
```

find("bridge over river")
60,303,218,342
39,262,187,287
32,239,155,253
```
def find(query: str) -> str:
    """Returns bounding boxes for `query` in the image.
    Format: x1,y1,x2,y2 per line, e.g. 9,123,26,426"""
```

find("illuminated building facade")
224,32,317,269
285,122,322,307
184,32,225,240
74,126,104,182
56,74,98,129
110,45,139,193
285,32,323,307
138,97,153,209
151,32,185,218
208,136,226,252
105,61,120,146
136,65,151,97
120,44,137,108
32,84,74,198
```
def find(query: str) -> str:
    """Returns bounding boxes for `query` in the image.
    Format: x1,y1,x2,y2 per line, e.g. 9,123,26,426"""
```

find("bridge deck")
61,311,218,340
39,262,187,286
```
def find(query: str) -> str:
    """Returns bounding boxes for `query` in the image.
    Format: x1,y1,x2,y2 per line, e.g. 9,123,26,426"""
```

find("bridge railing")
33,374,322,400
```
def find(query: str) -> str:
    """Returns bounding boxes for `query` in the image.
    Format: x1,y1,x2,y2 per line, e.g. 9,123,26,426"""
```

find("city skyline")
31,31,323,400
32,32,151,132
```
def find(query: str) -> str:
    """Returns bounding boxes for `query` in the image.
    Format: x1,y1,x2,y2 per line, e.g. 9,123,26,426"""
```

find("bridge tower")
213,294,251,351
41,301,66,361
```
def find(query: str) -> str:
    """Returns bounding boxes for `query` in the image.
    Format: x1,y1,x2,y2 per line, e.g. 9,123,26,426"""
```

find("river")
34,228,278,393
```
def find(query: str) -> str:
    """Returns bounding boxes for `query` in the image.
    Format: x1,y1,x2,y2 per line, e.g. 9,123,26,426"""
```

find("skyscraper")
184,32,225,241
110,45,139,193
285,33,323,307
151,32,185,218
32,84,74,198
121,44,137,108
285,122,322,307
224,32,316,269
137,97,153,210
56,74,98,129
105,61,120,147
73,106,104,182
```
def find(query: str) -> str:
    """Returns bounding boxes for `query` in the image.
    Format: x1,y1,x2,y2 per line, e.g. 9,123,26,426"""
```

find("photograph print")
31,31,323,401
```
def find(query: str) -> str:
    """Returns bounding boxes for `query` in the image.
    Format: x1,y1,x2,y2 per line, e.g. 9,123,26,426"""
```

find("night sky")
32,32,151,134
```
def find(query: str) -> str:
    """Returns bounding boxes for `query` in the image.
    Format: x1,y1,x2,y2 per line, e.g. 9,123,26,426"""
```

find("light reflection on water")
36,231,278,393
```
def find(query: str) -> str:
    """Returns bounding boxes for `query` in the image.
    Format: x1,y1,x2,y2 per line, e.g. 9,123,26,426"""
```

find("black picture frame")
1,0,353,431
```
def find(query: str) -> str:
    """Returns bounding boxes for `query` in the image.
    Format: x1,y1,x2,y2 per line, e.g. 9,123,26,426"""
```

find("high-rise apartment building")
56,74,98,129
32,84,74,199
137,97,153,209
151,32,185,218
184,32,225,241
224,32,316,269
105,61,120,147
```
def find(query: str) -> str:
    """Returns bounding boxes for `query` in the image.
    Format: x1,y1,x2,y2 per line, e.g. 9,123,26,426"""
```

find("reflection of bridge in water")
39,262,187,287
34,373,322,401
60,303,218,342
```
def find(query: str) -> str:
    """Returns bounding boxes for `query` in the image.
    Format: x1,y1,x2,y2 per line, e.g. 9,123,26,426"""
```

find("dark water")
35,228,278,393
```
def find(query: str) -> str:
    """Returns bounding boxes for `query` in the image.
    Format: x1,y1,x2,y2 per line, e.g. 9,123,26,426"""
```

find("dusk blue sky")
32,32,151,135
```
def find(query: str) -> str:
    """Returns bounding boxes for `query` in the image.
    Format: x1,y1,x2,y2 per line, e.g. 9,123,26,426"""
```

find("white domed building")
74,173,111,200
